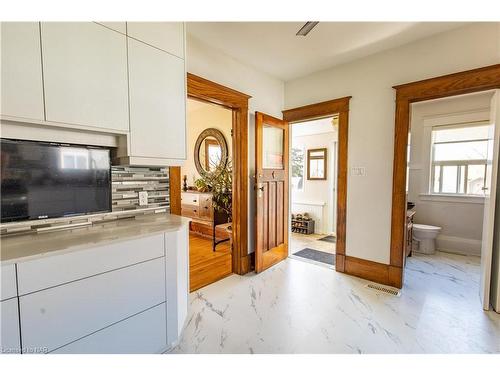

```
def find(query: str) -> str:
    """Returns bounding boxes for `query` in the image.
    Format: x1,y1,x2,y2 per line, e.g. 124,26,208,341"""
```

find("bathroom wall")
182,99,232,187
291,123,338,234
408,92,492,256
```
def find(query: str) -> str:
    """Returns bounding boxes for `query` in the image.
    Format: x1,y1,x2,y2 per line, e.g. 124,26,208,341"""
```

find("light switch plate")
351,167,366,176
138,191,149,206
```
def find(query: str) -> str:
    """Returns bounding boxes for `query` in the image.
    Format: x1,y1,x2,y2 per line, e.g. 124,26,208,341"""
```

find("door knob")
257,184,264,198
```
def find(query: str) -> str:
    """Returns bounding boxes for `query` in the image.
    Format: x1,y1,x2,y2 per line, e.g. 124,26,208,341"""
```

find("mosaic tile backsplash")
111,166,170,212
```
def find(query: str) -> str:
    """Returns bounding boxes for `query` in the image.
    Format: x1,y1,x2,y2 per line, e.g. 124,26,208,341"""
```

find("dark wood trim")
283,97,351,123
168,166,181,215
187,73,251,109
282,96,351,269
390,64,500,288
343,255,402,288
169,73,251,275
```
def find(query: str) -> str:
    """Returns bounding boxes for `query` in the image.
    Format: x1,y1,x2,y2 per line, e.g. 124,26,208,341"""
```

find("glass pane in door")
263,124,284,169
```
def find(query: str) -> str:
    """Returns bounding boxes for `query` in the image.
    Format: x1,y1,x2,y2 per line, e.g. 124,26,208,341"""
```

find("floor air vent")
365,283,401,296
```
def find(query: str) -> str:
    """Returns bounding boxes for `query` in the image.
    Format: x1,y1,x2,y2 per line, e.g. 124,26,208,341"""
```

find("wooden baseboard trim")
338,255,402,288
238,252,254,275
335,254,345,272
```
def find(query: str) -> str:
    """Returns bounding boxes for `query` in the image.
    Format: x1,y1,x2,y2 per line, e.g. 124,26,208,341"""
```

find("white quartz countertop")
0,213,190,265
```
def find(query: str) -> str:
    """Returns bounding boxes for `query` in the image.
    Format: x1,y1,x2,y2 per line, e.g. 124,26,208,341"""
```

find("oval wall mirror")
194,128,228,176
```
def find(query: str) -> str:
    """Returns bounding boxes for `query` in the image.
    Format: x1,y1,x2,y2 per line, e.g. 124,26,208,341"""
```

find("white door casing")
479,89,500,310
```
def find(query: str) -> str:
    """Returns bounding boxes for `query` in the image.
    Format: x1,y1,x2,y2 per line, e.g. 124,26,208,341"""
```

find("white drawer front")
181,193,199,206
17,234,164,295
52,303,166,354
1,298,21,354
20,257,166,353
1,264,17,301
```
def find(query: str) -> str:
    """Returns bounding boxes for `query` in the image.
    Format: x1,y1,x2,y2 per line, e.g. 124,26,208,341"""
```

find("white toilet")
413,224,441,254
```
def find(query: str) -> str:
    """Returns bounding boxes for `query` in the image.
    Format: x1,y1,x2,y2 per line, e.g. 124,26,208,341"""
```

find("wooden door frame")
283,96,351,272
390,64,500,288
170,73,252,275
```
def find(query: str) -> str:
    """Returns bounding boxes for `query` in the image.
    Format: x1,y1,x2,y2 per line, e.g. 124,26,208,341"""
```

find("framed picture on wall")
307,148,327,180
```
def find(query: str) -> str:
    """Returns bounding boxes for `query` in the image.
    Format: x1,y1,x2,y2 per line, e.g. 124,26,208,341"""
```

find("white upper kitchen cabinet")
127,38,186,161
0,22,45,121
127,22,184,59
41,22,129,132
95,22,126,34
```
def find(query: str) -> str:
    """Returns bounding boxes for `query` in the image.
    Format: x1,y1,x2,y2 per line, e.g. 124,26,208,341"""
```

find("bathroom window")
430,123,489,196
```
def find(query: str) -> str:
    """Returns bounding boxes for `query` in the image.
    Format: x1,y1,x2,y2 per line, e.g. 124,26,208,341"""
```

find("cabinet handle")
193,200,197,202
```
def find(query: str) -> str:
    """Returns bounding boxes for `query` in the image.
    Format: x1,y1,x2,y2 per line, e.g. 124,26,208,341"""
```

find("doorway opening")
405,91,499,310
389,65,500,310
288,115,339,268
170,73,251,292
181,98,233,291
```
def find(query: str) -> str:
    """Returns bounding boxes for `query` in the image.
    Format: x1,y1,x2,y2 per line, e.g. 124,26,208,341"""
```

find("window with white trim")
430,123,489,196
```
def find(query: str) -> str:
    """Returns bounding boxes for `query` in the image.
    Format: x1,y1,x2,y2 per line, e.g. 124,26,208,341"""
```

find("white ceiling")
187,22,466,81
292,117,337,137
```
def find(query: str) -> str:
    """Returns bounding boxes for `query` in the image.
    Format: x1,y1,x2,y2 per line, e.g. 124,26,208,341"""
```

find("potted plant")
194,159,232,222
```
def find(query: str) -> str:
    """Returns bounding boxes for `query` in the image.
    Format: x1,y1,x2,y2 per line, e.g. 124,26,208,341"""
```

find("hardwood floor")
189,233,232,292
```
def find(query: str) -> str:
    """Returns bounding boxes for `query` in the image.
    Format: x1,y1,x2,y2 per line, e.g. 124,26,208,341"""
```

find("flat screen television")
1,139,111,222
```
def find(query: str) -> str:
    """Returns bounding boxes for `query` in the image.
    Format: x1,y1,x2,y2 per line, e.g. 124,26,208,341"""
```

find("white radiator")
291,201,326,234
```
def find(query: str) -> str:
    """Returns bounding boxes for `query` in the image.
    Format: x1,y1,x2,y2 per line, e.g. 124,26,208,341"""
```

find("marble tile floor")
172,251,500,354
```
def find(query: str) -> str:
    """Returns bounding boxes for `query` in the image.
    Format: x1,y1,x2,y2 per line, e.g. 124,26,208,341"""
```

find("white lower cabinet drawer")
1,264,17,301
52,303,167,354
1,298,21,354
20,257,166,353
17,233,165,295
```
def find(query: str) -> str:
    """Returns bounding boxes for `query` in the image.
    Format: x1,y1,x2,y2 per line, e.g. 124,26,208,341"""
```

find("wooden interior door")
255,112,289,272
480,89,500,310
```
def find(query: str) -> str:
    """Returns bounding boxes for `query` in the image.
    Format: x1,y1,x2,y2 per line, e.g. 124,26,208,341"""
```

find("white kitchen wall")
408,92,492,256
284,23,500,264
186,34,285,254
183,99,232,186
291,130,337,234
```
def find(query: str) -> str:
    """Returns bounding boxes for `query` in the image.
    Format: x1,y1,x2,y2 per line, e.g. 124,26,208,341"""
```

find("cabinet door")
0,22,44,121
17,233,164,295
1,299,21,354
1,264,17,301
95,22,126,34
127,22,184,58
128,38,186,160
41,22,129,131
20,257,166,353
51,303,166,354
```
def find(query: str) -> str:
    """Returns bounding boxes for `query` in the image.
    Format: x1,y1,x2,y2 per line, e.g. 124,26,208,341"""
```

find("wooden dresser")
181,191,213,223
181,191,229,240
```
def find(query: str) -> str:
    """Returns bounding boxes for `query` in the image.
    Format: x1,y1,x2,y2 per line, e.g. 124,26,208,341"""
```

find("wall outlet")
138,191,149,206
351,167,366,176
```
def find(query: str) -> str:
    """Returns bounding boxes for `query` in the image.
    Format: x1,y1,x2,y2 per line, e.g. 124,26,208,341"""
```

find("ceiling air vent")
296,22,319,36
